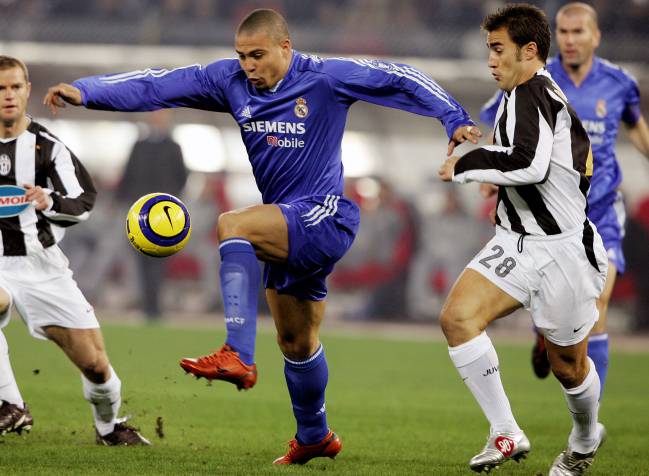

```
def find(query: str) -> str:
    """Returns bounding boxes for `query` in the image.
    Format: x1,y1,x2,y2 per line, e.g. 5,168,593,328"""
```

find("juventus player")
438,5,606,476
481,2,649,398
0,56,149,445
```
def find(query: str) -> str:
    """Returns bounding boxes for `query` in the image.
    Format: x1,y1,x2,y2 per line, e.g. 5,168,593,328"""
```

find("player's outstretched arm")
448,125,482,156
627,116,649,158
43,83,83,116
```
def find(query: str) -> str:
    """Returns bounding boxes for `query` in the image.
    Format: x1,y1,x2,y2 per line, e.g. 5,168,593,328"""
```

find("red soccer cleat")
273,430,342,465
179,344,257,390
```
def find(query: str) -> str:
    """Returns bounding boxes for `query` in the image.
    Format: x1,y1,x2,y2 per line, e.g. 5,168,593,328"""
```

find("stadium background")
2,2,649,475
1,0,648,331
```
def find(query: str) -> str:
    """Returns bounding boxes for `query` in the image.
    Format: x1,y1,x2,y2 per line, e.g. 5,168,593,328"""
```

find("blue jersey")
480,55,641,207
74,51,473,204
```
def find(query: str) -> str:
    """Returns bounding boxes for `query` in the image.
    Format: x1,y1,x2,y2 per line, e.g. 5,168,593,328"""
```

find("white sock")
0,329,23,407
81,366,121,436
563,357,601,454
449,332,521,435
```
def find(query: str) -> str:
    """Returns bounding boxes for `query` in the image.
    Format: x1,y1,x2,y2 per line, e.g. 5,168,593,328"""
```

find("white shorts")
467,225,608,346
0,246,99,340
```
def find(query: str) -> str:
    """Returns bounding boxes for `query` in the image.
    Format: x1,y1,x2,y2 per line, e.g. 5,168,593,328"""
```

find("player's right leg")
180,204,287,387
440,268,529,473
0,287,32,436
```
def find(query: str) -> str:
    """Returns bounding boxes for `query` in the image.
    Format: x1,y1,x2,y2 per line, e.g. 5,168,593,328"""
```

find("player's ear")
280,37,291,53
523,42,538,61
593,28,601,49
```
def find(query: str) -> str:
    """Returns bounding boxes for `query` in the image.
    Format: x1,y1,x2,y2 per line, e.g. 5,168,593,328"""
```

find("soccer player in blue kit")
480,2,649,397
44,9,481,464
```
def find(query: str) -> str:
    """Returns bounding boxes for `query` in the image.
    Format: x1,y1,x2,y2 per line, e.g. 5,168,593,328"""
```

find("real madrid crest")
0,154,11,176
294,97,308,119
596,99,607,118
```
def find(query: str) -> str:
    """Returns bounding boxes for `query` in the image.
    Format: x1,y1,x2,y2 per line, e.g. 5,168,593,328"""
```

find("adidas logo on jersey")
240,106,252,119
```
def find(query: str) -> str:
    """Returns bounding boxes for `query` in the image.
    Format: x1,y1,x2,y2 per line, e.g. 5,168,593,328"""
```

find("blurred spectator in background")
332,177,418,320
408,184,490,320
624,195,649,332
117,109,188,321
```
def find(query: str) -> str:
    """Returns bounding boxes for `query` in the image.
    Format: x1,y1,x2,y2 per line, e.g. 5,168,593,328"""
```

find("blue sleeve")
72,61,231,113
480,90,503,126
621,73,641,126
321,58,473,139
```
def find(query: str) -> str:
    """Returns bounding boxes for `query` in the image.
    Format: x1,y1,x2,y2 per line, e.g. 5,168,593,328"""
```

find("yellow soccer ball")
126,193,191,257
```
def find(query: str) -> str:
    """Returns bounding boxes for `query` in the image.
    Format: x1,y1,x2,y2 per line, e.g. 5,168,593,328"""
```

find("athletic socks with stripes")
448,332,522,435
284,344,329,445
587,333,608,399
220,238,260,366
81,366,122,436
0,329,24,407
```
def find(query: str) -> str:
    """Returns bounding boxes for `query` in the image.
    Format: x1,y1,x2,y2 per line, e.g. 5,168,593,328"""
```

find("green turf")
1,319,647,475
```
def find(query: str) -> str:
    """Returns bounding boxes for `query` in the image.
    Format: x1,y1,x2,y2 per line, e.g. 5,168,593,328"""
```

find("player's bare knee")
440,304,480,340
550,356,587,388
217,211,248,241
77,353,110,382
276,332,312,360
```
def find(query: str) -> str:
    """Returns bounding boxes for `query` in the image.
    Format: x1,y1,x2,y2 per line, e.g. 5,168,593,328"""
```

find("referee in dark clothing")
118,109,187,321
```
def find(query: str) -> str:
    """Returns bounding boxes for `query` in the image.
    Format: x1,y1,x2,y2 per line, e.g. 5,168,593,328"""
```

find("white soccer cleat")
469,431,530,473
549,423,606,476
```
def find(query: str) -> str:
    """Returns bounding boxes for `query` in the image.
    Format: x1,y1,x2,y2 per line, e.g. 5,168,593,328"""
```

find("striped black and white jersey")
0,120,96,256
453,69,593,237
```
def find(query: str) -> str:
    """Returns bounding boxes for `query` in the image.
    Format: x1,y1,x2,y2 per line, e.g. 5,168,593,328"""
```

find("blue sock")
284,344,329,445
219,238,260,365
588,333,609,399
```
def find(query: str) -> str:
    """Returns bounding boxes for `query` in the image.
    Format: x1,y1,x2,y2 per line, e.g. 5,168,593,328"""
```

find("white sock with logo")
0,329,23,407
449,332,521,435
562,357,601,454
81,366,121,436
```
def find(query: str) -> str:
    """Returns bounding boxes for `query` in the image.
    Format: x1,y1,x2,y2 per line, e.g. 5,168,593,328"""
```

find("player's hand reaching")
43,83,82,116
23,184,53,211
480,183,498,198
438,156,460,182
448,124,482,156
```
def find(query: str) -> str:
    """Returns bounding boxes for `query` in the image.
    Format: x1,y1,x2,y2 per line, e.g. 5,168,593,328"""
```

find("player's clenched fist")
23,184,53,211
43,83,82,115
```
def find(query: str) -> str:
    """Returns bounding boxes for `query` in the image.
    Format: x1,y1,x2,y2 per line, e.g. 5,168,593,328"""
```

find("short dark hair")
236,9,290,42
0,55,29,82
482,3,551,62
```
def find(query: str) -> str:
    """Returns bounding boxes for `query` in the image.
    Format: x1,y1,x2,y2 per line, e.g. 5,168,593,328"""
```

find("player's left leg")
0,287,33,436
267,289,342,465
179,204,286,386
43,326,150,445
546,338,605,475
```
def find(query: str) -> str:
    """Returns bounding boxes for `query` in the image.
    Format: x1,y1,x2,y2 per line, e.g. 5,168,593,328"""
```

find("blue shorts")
588,191,626,273
264,194,360,301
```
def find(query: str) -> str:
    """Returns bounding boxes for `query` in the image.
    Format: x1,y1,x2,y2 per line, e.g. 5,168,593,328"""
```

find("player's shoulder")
596,57,638,86
517,70,553,97
28,120,64,146
294,51,376,75
203,58,245,83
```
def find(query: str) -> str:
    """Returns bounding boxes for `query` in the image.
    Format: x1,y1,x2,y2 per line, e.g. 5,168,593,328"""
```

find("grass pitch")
1,318,648,475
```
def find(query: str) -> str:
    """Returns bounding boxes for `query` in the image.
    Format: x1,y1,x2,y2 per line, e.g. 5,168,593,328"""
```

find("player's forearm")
453,146,550,186
628,116,649,158
43,191,96,226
